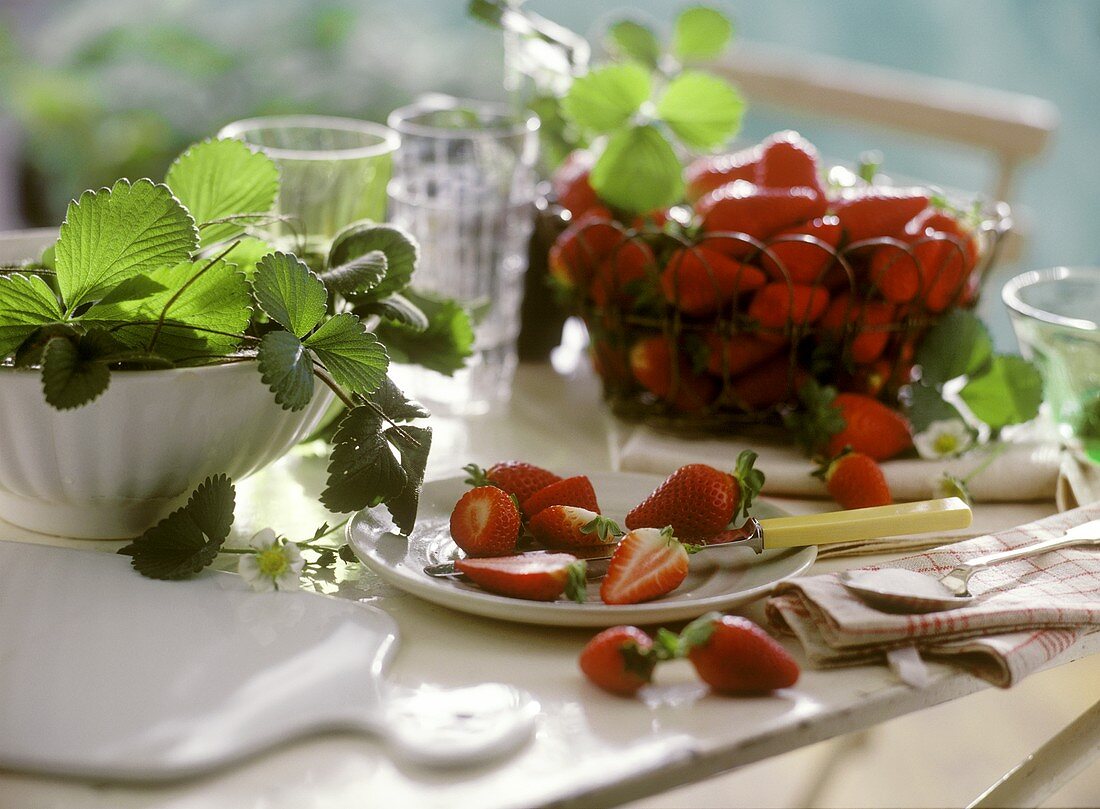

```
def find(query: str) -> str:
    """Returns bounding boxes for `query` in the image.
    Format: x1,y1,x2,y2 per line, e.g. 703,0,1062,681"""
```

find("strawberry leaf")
904,383,967,434
369,374,430,422
356,292,430,332
382,424,432,535
959,355,1043,430
732,449,765,520
320,250,388,297
561,62,651,134
784,380,845,456
253,252,328,338
40,330,123,409
55,179,198,312
257,331,315,412
328,222,418,301
118,475,236,580
672,6,733,60
371,289,473,376
916,309,993,385
303,312,388,397
0,273,63,360
590,124,683,214
321,406,407,513
656,71,745,150
604,19,661,69
165,139,279,248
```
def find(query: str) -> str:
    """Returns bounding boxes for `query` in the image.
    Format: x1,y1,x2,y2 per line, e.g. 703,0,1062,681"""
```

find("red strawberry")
760,215,842,285
872,210,978,312
629,336,720,414
579,626,658,695
455,552,587,602
660,246,766,316
528,506,621,549
521,475,600,519
590,239,654,307
729,357,807,410
624,453,764,541
684,146,761,203
819,293,897,364
755,130,825,198
600,527,690,605
827,392,913,460
814,450,893,509
549,215,625,288
551,149,600,218
698,181,828,246
679,613,800,694
748,282,830,334
464,461,562,504
590,337,632,386
704,332,784,377
832,187,930,243
450,486,522,557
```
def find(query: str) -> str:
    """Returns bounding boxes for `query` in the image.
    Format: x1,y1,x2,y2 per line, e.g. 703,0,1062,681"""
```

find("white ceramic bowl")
0,361,334,539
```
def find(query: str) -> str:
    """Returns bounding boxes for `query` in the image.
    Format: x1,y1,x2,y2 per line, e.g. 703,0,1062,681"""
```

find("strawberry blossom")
913,419,975,460
238,528,304,592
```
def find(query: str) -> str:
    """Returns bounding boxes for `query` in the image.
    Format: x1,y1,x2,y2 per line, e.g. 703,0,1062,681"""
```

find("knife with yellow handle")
424,497,972,579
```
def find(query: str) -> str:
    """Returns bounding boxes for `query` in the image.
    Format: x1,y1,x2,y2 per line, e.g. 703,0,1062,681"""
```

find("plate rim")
347,472,817,627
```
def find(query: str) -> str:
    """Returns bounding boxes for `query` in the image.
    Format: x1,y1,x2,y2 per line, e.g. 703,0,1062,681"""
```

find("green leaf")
258,331,315,412
590,124,683,214
672,5,734,60
656,71,745,149
93,275,168,308
371,289,474,375
383,425,432,534
959,354,1044,429
905,382,967,434
321,407,407,513
321,250,387,297
304,312,388,396
605,19,661,69
222,236,276,279
368,374,430,422
54,178,198,311
916,309,994,386
328,222,418,300
561,62,651,134
40,330,124,409
253,252,328,338
84,259,251,358
0,273,63,359
166,139,280,248
356,292,430,332
118,474,236,580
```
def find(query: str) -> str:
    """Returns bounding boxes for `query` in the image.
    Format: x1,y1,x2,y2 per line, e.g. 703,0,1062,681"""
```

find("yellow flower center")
933,432,960,455
256,546,289,578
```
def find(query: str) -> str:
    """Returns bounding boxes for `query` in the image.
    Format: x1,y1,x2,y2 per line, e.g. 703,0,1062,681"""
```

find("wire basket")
554,200,1012,432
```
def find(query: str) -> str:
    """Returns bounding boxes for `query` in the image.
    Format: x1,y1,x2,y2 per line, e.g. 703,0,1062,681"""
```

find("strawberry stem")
732,449,765,521
564,561,588,603
462,463,490,487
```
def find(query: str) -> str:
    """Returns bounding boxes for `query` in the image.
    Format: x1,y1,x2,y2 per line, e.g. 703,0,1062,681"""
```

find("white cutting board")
0,540,398,780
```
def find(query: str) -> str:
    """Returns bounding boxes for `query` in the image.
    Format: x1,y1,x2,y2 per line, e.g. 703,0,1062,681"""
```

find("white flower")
238,528,304,592
913,419,975,459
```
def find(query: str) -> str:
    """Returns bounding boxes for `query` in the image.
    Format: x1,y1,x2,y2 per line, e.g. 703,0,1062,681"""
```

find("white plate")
347,472,816,627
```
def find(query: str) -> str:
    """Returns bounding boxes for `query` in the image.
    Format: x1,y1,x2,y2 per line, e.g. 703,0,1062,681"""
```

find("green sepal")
620,636,658,680
731,449,765,520
564,561,588,603
463,463,491,487
580,514,623,543
678,611,721,653
118,474,236,580
682,542,707,555
653,627,684,660
783,379,846,457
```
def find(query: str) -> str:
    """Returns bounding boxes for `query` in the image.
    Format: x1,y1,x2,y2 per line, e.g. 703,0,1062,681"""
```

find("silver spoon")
840,518,1100,613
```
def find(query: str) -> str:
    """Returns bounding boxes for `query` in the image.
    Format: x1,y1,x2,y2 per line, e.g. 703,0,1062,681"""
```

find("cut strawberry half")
600,527,690,605
455,553,588,602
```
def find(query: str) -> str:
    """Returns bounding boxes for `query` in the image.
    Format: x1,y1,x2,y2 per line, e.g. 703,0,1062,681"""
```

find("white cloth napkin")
1057,450,1100,510
765,504,1100,687
613,421,1060,503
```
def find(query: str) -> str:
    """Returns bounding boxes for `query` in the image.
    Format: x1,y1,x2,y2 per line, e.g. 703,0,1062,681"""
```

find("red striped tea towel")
765,505,1100,687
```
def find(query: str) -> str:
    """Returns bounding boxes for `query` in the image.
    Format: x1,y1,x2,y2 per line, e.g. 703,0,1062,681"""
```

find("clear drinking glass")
1003,266,1100,464
217,115,399,264
386,96,540,414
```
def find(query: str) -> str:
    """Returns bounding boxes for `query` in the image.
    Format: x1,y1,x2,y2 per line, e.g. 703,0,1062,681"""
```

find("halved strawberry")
521,475,600,519
684,146,761,203
455,553,587,602
579,625,658,695
679,612,800,694
600,527,690,605
528,506,621,549
660,246,765,315
464,461,562,504
624,452,764,541
450,486,522,557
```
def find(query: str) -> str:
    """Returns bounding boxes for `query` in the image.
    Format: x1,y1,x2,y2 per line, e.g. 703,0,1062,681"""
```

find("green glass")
217,115,399,264
1004,267,1100,464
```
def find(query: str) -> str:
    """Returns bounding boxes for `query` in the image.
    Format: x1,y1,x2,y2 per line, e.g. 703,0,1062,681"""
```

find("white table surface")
0,361,1095,809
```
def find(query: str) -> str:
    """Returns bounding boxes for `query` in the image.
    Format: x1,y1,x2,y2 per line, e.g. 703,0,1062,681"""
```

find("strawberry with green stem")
624,452,765,542
579,625,663,695
521,475,601,519
677,612,800,694
813,450,893,509
528,506,622,549
463,461,562,504
786,380,913,461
